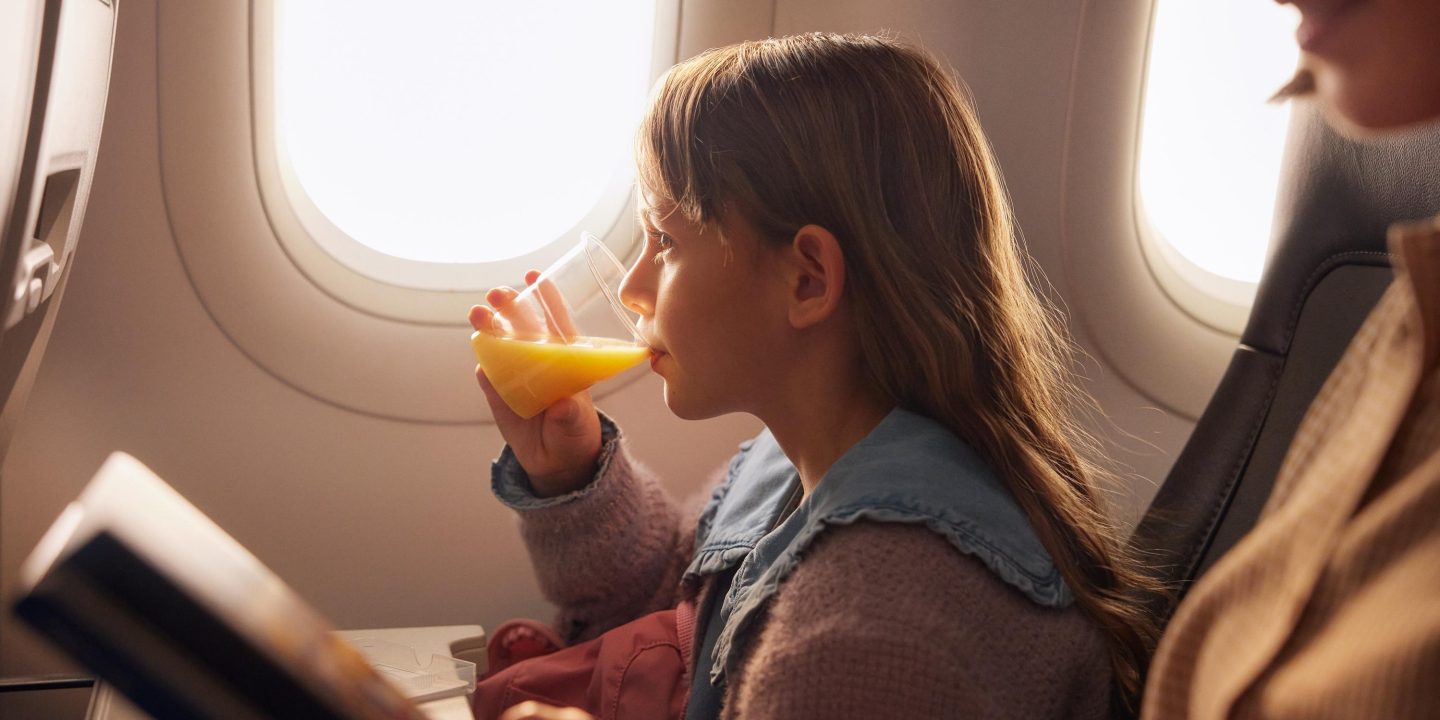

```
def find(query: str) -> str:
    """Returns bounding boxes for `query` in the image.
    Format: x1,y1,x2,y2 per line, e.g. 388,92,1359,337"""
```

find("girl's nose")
618,256,655,317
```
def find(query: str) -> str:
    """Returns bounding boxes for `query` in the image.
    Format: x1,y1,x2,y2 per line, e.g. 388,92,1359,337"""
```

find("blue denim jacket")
683,407,1070,718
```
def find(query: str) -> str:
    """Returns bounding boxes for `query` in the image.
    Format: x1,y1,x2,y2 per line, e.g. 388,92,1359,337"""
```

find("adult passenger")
1142,0,1440,717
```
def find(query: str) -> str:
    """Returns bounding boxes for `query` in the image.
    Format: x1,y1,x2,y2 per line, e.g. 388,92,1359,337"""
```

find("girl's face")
618,199,791,421
1281,0,1440,130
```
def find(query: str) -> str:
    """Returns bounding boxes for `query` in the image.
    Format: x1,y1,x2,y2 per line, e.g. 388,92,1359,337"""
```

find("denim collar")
684,407,1071,686
684,432,800,584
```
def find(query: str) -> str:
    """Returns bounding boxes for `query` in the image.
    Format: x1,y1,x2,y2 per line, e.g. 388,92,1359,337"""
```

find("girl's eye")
648,231,675,252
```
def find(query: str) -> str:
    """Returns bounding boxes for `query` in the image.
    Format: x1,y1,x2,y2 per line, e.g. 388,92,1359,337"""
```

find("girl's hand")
498,701,594,720
470,272,602,498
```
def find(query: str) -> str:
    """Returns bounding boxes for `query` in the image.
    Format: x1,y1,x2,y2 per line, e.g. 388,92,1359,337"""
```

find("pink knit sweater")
499,433,1111,718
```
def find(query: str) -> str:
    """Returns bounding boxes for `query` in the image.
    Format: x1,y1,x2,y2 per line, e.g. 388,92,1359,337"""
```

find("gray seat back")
1131,107,1440,627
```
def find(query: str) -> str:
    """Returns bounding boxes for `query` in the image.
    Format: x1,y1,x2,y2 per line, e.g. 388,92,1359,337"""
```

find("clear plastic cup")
471,232,648,419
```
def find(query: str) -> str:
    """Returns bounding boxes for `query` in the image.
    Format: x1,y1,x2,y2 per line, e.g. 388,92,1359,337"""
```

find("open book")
12,452,431,719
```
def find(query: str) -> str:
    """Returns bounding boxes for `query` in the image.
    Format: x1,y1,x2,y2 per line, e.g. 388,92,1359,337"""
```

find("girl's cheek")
649,288,669,332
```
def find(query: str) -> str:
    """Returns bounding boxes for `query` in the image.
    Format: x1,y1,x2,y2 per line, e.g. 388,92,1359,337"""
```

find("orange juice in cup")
472,233,648,419
470,333,649,419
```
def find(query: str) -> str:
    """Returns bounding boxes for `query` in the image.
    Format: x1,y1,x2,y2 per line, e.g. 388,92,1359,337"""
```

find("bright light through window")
1138,0,1300,283
275,1,657,264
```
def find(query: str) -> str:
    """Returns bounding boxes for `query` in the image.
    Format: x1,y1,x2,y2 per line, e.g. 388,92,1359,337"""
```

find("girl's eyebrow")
636,206,663,230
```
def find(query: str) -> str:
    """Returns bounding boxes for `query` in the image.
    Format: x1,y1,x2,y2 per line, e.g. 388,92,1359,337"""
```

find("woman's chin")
1324,92,1440,134
1314,59,1440,133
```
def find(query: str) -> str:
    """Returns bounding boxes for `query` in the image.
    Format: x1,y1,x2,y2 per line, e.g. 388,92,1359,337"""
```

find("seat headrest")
1244,106,1440,354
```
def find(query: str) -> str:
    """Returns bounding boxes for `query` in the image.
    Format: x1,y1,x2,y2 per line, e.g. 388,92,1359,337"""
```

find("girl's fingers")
484,284,547,338
484,272,579,340
520,270,580,338
487,286,519,307
506,271,574,339
534,277,581,337
468,304,494,332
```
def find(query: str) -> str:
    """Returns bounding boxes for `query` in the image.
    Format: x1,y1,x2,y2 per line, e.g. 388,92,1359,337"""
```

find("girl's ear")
784,224,846,330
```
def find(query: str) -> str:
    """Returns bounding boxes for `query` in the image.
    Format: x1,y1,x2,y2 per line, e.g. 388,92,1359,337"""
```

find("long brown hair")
638,33,1161,707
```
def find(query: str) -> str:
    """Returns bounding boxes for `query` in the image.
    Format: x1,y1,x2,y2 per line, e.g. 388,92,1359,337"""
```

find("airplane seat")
1128,105,1440,636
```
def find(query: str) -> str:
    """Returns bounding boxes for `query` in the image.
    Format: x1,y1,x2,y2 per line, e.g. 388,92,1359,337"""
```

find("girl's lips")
649,350,666,371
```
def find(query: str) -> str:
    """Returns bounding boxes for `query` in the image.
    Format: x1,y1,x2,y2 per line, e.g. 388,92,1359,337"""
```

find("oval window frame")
253,0,662,322
1059,0,1257,420
156,1,680,423
1131,0,1298,337
260,0,659,305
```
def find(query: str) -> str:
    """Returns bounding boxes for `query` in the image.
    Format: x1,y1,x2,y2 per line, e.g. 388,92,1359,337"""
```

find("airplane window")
273,1,657,268
1138,0,1298,289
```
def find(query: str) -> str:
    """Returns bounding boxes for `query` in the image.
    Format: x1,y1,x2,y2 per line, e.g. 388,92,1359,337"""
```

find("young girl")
472,33,1156,719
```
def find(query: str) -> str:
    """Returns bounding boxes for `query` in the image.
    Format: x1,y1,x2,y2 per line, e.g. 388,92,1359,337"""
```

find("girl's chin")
661,385,728,421
662,397,707,421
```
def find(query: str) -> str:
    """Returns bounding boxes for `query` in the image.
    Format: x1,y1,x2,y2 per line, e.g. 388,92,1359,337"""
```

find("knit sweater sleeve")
491,414,701,643
725,521,1112,720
